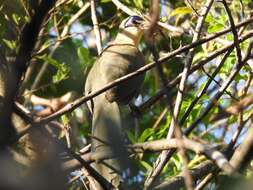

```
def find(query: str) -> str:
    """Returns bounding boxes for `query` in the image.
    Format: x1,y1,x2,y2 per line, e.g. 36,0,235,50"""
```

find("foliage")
1,0,253,189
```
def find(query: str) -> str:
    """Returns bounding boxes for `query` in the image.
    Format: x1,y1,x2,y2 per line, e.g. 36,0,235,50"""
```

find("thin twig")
34,30,253,125
81,168,100,190
144,1,214,188
153,160,216,190
152,108,168,129
185,0,200,16
194,173,214,190
201,66,238,101
15,30,253,134
45,127,113,190
111,0,184,35
180,48,233,125
30,2,90,90
230,127,253,171
184,35,253,137
139,30,253,111
131,137,233,174
221,0,243,68
90,0,103,55
226,72,253,151
64,137,232,173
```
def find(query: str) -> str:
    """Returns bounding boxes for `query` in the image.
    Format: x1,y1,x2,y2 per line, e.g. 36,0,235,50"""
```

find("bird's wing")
99,44,145,104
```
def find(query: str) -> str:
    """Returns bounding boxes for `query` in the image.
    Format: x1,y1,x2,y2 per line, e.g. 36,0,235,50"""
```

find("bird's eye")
124,15,144,28
132,20,139,25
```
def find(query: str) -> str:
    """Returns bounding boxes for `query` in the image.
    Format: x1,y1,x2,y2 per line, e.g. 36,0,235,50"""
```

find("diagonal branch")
34,32,253,125
154,160,216,190
180,48,233,125
184,36,253,137
14,30,253,137
139,29,253,112
144,1,215,188
221,0,243,67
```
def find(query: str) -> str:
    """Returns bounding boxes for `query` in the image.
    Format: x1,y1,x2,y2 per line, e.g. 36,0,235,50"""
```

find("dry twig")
90,0,103,54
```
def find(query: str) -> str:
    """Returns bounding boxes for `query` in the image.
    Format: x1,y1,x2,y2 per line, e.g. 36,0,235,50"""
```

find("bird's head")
115,15,149,46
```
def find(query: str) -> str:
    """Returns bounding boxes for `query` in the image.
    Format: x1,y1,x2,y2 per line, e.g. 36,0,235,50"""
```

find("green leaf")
206,13,226,33
139,128,155,142
61,115,69,125
77,47,90,65
52,65,70,83
170,7,193,16
208,23,224,33
24,16,30,22
127,131,136,144
205,14,214,23
193,51,204,64
235,73,247,82
221,55,235,74
2,39,16,50
12,13,20,25
226,34,234,41
133,0,143,9
100,0,111,3
38,55,70,83
171,154,181,170
39,55,62,69
140,160,152,171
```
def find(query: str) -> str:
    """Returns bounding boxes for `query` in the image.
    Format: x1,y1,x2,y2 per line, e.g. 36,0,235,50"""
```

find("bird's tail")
92,95,128,188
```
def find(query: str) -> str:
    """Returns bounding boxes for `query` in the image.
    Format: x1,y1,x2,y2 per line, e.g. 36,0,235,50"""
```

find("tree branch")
90,0,102,55
153,161,216,190
144,1,215,188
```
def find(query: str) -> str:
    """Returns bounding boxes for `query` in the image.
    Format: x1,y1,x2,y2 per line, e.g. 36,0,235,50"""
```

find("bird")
85,15,148,189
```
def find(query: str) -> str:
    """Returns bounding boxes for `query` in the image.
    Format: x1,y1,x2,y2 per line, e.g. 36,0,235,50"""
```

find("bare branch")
64,137,232,174
144,1,215,188
14,22,253,140
0,0,57,147
153,161,216,190
29,92,76,117
221,0,243,67
194,173,214,190
34,28,253,126
184,34,253,136
90,0,103,55
139,30,253,111
131,137,233,174
230,126,253,171
111,0,184,35
180,48,233,125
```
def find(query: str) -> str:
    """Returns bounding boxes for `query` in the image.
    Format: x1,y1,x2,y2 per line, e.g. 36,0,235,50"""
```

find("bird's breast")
98,44,145,104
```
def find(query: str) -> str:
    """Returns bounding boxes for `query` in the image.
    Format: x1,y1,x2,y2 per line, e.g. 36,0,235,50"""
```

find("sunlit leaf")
170,7,193,16
61,115,70,126
2,39,16,50
100,0,111,3
77,47,90,65
38,55,70,83
12,13,20,25
127,131,136,143
139,128,155,142
208,23,224,33
140,160,152,171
